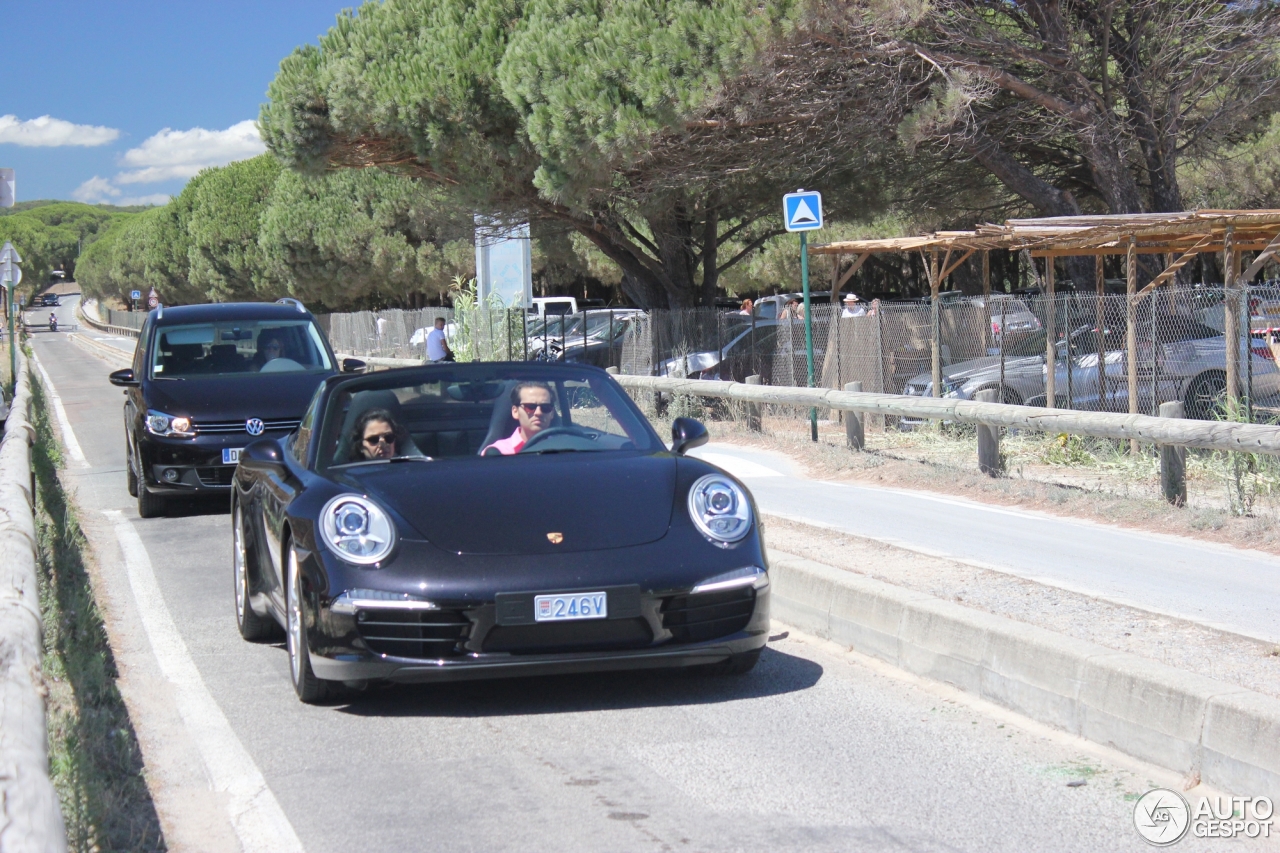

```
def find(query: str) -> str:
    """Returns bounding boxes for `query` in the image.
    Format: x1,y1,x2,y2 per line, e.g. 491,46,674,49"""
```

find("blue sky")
1,1,345,205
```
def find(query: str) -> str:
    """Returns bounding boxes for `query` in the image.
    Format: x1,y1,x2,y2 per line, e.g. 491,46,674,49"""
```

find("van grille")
355,608,471,659
661,587,755,643
193,418,301,435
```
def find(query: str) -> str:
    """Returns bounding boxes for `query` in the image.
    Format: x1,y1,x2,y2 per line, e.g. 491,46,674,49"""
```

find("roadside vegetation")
29,373,165,852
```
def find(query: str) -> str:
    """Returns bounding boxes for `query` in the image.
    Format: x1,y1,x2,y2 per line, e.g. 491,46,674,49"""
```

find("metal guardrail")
77,300,140,339
611,374,1280,456
0,350,69,851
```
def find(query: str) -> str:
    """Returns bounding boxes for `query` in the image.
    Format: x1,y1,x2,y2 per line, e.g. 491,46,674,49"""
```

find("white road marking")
103,510,305,853
30,350,89,468
691,451,783,478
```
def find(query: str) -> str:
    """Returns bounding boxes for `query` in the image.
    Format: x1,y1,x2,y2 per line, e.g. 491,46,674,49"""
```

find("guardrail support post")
974,388,1002,476
1159,400,1187,507
746,375,763,432
843,381,864,450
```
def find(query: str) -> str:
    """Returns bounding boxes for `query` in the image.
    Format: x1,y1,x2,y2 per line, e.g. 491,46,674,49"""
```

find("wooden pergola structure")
808,210,1280,416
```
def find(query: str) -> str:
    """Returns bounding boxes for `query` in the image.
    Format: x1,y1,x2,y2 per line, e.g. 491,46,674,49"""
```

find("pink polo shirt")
482,426,526,456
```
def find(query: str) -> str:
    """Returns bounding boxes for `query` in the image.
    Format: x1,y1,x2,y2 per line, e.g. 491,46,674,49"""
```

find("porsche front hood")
345,452,678,556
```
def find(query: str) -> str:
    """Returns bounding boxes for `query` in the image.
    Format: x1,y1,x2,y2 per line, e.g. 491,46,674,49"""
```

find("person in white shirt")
841,293,866,317
426,317,453,362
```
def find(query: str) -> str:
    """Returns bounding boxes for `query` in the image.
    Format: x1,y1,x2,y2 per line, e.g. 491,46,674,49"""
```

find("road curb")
767,550,1280,797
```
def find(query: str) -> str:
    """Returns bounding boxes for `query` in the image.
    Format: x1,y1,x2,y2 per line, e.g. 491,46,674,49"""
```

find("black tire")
137,485,167,519
705,647,762,676
1185,372,1227,421
125,440,139,498
286,544,330,703
233,503,277,641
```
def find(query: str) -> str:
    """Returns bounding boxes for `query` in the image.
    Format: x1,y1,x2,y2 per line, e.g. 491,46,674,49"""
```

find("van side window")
133,319,151,375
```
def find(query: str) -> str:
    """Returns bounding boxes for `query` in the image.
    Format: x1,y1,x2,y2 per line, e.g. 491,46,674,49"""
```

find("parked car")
656,319,821,384
899,318,1276,420
230,362,769,702
529,309,643,361
108,300,364,518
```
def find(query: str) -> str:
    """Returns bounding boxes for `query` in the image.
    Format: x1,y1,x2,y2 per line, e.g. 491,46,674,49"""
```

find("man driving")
482,382,557,455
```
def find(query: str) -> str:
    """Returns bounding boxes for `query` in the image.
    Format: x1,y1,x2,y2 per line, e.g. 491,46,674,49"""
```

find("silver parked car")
900,320,1277,420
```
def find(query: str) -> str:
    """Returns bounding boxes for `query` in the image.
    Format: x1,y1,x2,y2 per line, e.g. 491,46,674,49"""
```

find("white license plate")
222,448,243,465
534,592,607,622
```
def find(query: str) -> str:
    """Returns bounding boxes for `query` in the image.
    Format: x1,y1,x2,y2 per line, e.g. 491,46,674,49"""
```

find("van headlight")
320,495,396,565
688,474,752,544
145,410,195,437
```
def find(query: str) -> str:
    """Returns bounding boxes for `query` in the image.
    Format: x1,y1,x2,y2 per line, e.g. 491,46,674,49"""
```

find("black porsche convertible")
231,362,770,702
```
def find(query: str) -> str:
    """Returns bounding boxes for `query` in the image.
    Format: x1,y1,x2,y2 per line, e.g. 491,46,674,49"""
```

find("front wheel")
137,485,167,519
286,545,330,703
125,439,139,498
1185,372,1227,421
234,504,277,641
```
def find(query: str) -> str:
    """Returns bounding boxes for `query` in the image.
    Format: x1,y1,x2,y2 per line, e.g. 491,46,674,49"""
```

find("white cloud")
116,120,265,184
0,115,120,147
72,176,118,204
71,176,168,207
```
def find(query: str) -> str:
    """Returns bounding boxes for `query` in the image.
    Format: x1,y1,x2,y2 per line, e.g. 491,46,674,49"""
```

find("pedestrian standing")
842,293,866,318
426,316,454,362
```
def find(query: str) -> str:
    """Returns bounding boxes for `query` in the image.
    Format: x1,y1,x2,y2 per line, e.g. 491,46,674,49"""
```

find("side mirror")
240,438,284,468
671,417,709,455
342,358,366,374
108,368,138,387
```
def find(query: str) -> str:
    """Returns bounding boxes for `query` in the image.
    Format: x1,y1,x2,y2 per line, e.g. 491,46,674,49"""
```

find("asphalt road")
27,298,1256,852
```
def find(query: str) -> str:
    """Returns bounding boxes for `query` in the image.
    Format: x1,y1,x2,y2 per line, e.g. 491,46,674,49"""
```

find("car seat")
208,344,244,372
333,389,423,463
478,382,521,455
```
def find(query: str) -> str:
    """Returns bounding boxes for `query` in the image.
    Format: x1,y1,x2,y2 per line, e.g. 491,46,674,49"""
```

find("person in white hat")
841,293,866,318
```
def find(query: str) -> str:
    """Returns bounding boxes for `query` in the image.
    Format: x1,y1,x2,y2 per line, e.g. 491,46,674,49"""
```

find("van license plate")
222,448,242,465
534,592,607,622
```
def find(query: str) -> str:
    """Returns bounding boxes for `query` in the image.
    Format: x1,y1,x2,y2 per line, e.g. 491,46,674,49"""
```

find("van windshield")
150,320,333,378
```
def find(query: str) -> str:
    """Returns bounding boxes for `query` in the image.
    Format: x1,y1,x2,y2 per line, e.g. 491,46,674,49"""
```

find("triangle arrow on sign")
789,199,818,226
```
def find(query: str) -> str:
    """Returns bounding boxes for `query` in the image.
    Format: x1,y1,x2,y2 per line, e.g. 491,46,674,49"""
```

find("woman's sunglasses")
362,432,395,446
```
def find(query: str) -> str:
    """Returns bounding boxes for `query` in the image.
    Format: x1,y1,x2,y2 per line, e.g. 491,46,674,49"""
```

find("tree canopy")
0,202,129,296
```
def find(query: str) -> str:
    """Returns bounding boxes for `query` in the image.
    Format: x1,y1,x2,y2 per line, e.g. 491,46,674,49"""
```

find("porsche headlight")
145,409,195,437
320,495,396,565
688,474,752,544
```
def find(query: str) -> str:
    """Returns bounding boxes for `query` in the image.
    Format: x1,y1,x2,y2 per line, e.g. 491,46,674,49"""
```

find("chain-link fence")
324,308,453,360
615,284,1280,424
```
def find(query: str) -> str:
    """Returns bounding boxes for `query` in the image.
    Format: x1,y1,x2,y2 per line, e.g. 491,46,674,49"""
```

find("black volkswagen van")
109,300,363,517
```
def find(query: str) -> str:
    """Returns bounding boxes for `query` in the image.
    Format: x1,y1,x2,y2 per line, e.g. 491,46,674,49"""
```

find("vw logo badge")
245,418,265,436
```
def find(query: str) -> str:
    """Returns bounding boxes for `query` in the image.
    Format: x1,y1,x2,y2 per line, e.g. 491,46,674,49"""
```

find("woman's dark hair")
510,381,556,408
351,408,406,450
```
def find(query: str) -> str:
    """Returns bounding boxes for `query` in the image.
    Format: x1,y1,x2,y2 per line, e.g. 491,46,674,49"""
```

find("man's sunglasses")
362,432,395,446
518,402,554,414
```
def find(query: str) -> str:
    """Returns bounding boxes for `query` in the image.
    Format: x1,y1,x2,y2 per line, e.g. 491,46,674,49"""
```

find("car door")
125,319,151,466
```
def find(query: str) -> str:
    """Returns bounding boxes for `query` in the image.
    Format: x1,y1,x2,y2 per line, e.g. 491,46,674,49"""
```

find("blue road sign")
131,290,142,300
783,190,823,232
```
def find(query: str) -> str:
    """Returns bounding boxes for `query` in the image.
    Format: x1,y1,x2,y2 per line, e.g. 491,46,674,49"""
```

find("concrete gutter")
768,550,1280,798
0,350,68,851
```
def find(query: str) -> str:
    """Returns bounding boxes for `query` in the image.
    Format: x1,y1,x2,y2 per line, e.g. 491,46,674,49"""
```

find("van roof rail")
276,297,306,313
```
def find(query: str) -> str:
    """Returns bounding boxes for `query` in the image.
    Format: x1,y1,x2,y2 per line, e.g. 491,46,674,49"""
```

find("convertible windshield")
151,320,332,378
321,364,660,468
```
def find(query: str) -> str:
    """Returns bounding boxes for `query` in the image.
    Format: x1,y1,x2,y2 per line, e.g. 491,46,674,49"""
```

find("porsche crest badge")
546,532,564,544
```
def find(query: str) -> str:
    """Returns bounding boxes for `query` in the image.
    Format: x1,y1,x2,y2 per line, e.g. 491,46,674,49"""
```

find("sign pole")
800,232,817,441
